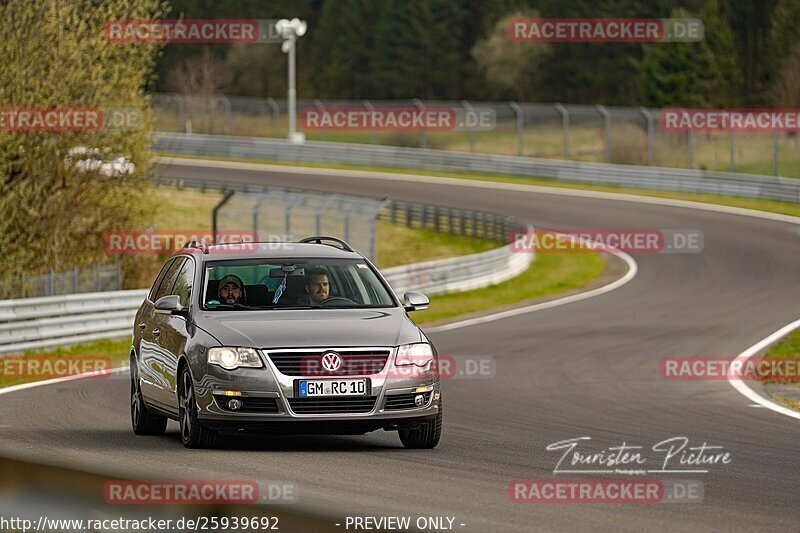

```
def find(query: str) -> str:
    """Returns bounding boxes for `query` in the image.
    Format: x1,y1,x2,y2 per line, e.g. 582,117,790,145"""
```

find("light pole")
275,18,307,143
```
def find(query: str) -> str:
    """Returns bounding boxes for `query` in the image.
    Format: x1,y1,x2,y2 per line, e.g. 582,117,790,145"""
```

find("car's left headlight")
395,343,434,368
208,347,263,370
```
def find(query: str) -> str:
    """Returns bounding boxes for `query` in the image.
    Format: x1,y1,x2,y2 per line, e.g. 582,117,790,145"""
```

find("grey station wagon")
130,237,442,449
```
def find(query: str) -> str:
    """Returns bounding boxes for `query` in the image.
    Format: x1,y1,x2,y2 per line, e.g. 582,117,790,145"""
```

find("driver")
217,275,245,305
304,268,330,305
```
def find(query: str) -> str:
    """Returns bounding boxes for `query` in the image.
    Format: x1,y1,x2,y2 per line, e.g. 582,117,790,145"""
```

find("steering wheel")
319,296,357,307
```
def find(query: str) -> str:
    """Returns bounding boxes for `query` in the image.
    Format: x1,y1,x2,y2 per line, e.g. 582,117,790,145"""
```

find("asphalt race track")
2,160,799,531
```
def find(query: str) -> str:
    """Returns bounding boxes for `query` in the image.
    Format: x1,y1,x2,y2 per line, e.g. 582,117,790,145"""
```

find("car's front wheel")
130,360,167,436
178,366,216,449
399,401,442,449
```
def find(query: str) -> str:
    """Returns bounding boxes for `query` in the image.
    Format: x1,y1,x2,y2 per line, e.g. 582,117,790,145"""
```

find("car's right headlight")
395,343,435,368
208,347,263,370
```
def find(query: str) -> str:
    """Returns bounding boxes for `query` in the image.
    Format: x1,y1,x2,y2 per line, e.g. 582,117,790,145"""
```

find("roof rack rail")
184,237,209,254
298,236,354,252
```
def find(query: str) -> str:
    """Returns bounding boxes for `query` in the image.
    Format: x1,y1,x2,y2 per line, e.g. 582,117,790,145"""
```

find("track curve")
2,160,799,531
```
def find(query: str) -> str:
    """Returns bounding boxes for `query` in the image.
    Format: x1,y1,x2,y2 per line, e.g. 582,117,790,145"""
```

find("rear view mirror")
403,291,430,311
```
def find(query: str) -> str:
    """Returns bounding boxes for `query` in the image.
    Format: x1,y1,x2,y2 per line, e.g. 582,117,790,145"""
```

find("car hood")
192,308,424,349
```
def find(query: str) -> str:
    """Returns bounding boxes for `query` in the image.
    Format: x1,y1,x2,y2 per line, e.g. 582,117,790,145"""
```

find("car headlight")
395,343,434,368
208,347,263,370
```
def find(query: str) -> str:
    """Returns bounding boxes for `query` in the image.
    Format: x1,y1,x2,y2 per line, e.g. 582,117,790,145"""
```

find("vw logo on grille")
321,351,343,373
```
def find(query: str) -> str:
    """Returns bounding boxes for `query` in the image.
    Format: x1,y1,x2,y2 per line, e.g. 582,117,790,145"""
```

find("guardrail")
154,133,800,203
0,190,533,355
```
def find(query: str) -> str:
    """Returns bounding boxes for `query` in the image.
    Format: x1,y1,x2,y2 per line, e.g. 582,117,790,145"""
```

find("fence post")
774,130,779,177
461,100,476,153
687,130,694,169
218,95,232,136
363,100,377,144
509,102,524,156
413,99,427,148
266,97,280,137
212,190,236,243
596,105,611,163
72,266,78,293
46,267,53,296
93,263,100,292
639,107,655,166
730,130,735,173
173,93,186,133
116,261,121,290
252,194,270,239
313,99,326,141
555,103,569,159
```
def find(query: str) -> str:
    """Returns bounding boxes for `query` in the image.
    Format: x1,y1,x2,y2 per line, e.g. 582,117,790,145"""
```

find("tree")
0,0,165,276
471,12,550,101
638,0,743,107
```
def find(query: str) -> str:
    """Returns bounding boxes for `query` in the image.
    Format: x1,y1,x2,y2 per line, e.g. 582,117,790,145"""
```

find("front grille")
384,392,432,411
215,396,280,413
287,396,377,414
267,350,391,376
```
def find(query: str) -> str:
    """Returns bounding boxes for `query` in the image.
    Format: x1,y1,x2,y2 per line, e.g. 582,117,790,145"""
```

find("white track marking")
727,320,800,421
0,366,129,396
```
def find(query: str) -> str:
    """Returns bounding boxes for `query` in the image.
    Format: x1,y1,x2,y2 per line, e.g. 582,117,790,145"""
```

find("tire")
178,366,216,449
399,400,442,449
130,360,167,436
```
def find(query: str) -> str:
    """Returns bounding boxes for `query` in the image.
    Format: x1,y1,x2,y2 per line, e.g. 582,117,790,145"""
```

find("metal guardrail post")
640,107,655,166
555,103,569,159
212,190,236,243
597,105,611,163
509,102,524,156
413,99,427,148
266,97,280,137
363,100,377,144
461,100,476,153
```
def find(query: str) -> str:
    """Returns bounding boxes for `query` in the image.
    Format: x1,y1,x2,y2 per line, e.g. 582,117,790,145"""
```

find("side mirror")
403,291,430,312
154,295,186,315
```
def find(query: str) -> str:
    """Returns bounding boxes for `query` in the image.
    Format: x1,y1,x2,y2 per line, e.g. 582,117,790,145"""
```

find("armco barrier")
0,241,532,355
153,132,800,203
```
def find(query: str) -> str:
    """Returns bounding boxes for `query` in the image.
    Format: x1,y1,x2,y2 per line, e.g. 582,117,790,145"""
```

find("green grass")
765,329,800,360
156,153,800,218
414,250,606,325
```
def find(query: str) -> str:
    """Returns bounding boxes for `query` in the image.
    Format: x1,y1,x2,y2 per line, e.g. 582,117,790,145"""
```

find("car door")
143,257,185,409
137,258,176,405
157,256,195,408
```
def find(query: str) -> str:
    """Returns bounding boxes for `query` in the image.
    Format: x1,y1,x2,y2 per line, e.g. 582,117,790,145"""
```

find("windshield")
201,258,396,310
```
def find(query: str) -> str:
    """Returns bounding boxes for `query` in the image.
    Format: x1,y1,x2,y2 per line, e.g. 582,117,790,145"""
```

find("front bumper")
194,347,441,431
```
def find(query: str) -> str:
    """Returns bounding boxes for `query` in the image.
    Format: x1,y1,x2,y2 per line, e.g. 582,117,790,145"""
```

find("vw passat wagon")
130,236,442,449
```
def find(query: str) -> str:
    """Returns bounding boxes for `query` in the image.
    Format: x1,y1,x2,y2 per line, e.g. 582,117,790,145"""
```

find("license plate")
298,379,367,397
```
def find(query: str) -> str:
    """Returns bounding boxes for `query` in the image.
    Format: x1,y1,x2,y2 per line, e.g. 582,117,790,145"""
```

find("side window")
148,259,175,302
171,258,194,308
154,258,186,301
